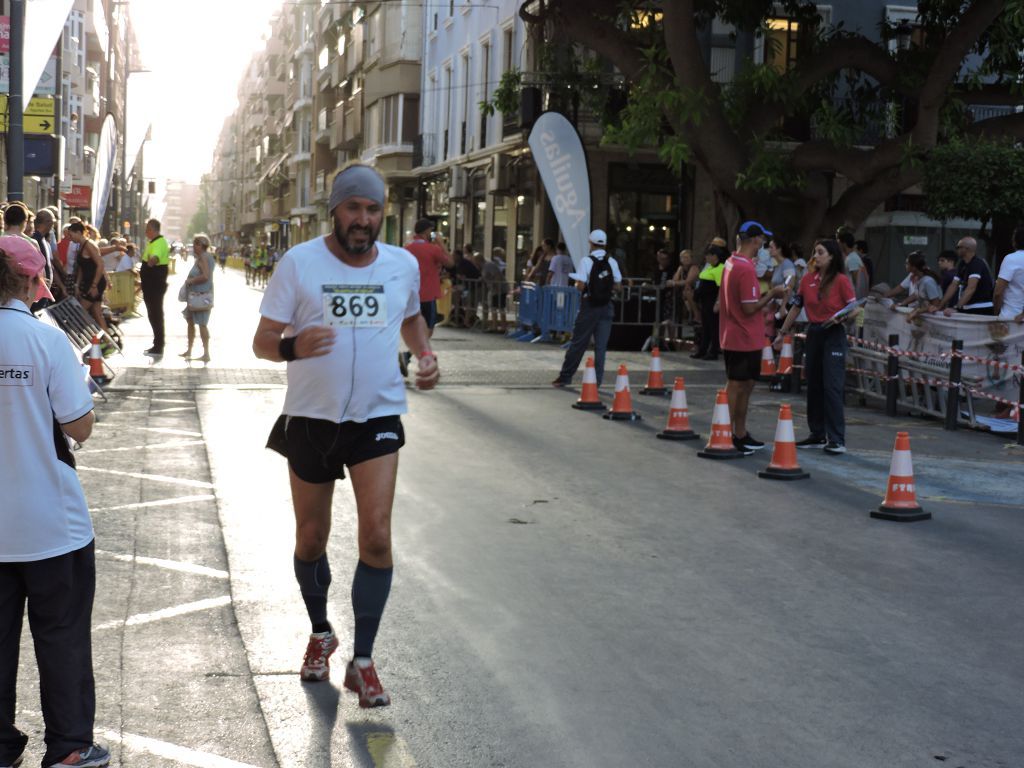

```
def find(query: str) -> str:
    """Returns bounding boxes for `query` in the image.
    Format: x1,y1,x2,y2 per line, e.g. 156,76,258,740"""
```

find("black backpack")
586,254,615,306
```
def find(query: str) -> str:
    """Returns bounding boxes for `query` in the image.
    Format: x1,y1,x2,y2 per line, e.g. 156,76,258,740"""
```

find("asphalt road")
14,260,1024,768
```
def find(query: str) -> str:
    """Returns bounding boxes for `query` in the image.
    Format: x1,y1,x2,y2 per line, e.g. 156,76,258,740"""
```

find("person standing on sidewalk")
552,229,622,387
719,222,786,454
140,218,170,356
776,238,857,455
0,239,109,768
405,219,453,336
253,165,440,708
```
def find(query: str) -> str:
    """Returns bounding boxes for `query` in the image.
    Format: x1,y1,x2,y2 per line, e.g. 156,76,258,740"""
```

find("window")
502,27,514,73
337,33,346,56
367,10,380,57
381,94,401,145
318,46,329,70
765,17,800,73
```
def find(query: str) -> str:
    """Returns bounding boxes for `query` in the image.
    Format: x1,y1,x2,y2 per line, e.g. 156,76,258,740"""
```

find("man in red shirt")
405,219,453,336
719,221,786,455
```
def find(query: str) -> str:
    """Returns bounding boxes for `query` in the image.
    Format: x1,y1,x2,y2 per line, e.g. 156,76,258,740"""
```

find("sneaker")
551,378,568,388
143,347,163,356
730,436,755,456
344,657,391,708
300,630,339,682
735,433,765,450
47,744,110,767
824,441,847,455
796,435,828,449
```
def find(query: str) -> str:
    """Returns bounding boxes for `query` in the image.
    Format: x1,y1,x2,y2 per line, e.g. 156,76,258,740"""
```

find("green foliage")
923,137,1024,222
480,70,523,118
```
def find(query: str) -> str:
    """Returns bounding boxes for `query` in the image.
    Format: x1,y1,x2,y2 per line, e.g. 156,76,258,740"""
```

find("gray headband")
328,165,386,213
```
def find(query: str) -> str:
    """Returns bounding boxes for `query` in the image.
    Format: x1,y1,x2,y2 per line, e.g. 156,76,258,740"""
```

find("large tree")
514,0,1024,244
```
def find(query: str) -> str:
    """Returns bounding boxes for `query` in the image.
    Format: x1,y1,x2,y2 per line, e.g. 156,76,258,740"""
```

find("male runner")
253,165,440,708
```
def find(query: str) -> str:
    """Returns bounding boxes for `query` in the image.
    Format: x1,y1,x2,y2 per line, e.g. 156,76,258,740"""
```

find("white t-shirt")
116,254,135,272
259,237,421,423
997,249,1024,318
0,299,95,562
570,251,623,283
548,253,574,287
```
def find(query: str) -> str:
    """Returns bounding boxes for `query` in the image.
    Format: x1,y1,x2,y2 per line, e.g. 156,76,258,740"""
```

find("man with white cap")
0,236,110,768
252,164,440,708
552,228,622,387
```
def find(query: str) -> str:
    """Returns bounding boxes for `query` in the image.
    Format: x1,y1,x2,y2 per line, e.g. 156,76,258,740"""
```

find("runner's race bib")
322,285,387,328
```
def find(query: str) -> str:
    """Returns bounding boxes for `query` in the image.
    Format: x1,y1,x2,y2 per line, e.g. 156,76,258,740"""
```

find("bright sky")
130,0,285,185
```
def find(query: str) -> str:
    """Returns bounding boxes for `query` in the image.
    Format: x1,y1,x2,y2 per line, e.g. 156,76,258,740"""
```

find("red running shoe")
300,630,339,682
344,657,391,708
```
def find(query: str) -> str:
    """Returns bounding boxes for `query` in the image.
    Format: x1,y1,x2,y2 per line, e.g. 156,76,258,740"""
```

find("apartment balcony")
314,170,330,203
292,95,314,113
315,107,332,145
289,150,312,166
260,198,279,220
342,91,363,146
330,104,346,149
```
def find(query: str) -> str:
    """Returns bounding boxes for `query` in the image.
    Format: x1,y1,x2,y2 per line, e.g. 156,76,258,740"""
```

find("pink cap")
0,236,53,302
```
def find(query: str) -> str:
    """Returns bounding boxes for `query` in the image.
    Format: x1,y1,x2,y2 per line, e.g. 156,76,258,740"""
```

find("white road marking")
95,549,229,579
92,425,203,437
97,729,263,768
101,406,197,415
77,466,214,489
89,493,215,512
126,395,195,404
15,712,265,768
79,439,207,454
94,595,232,631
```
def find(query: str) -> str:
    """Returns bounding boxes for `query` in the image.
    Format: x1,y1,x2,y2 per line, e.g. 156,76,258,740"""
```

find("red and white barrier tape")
948,349,1023,373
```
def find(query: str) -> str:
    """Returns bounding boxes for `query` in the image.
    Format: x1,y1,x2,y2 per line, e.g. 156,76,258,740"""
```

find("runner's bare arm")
252,316,335,362
400,314,440,390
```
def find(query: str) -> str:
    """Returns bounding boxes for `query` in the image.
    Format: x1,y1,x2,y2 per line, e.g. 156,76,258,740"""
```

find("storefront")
605,162,681,277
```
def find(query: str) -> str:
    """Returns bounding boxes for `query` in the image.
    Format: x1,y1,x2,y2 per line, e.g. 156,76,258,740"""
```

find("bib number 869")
330,295,379,319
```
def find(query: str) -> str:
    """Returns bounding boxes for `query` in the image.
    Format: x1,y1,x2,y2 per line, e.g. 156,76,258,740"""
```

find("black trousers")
140,264,169,351
804,323,847,444
697,296,721,356
558,300,615,385
0,541,96,766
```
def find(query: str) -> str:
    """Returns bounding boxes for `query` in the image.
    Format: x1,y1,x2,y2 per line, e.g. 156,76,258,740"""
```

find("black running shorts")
267,414,405,484
723,349,762,382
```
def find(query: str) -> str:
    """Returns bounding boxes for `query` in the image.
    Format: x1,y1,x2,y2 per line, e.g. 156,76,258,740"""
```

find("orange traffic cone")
572,356,604,411
697,389,745,459
758,404,809,480
777,335,794,375
656,377,699,441
88,335,108,384
871,432,930,522
759,340,776,378
639,348,667,395
602,365,641,421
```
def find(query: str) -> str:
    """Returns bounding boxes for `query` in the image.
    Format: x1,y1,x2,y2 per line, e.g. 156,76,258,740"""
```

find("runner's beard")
335,220,378,256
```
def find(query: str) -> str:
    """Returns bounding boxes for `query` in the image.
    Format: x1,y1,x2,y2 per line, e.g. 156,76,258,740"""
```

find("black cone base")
639,387,667,396
603,411,641,421
572,401,605,411
698,446,746,459
870,505,931,522
657,429,700,441
758,466,810,480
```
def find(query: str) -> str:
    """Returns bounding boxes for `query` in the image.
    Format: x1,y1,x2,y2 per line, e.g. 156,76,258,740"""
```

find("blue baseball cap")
738,220,772,238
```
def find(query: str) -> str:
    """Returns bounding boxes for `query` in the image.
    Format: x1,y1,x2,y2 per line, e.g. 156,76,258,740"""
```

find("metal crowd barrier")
43,298,122,398
508,283,580,343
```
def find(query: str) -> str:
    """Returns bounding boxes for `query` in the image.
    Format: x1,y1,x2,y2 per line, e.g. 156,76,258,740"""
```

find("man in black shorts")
253,165,440,707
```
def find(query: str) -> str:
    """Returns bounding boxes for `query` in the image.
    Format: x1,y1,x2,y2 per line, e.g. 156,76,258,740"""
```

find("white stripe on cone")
669,387,688,411
773,414,796,443
711,403,730,435
615,373,630,392
651,356,663,372
889,448,913,477
582,365,597,384
761,346,774,362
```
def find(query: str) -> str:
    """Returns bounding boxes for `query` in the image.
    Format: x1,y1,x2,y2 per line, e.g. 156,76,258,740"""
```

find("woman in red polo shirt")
776,238,857,455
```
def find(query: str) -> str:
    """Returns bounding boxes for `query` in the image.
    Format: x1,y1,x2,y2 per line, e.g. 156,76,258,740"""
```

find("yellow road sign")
0,115,57,134
0,95,55,117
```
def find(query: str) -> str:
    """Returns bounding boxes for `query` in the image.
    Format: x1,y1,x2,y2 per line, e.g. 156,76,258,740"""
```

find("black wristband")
279,336,298,362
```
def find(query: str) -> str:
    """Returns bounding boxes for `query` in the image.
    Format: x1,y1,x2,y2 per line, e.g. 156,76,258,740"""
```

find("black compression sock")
294,553,332,631
351,560,393,658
